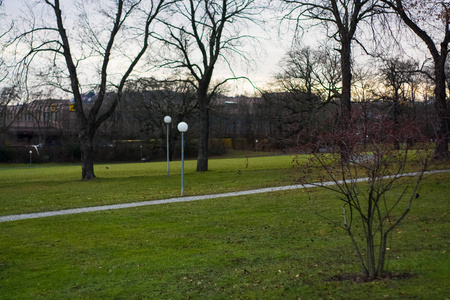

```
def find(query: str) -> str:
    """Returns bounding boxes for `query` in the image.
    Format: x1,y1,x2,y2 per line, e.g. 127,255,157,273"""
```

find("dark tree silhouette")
7,0,173,180
153,0,264,171
281,0,382,124
380,0,450,160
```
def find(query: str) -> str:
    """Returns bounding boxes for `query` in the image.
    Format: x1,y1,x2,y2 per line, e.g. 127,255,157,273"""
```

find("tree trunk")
363,214,378,279
340,39,352,123
339,39,353,162
433,58,449,160
197,89,209,172
79,127,96,180
393,89,400,150
377,233,388,276
366,233,376,279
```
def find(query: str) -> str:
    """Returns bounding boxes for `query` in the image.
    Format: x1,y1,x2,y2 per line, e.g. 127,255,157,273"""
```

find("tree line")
0,0,448,180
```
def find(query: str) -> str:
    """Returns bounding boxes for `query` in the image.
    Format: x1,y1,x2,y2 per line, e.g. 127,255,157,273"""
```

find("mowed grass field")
0,153,449,299
0,154,298,216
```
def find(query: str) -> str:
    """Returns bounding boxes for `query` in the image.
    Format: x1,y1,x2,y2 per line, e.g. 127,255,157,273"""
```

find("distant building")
4,99,78,146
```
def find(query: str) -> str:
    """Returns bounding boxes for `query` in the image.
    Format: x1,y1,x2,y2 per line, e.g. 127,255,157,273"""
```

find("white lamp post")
164,116,172,177
29,150,32,166
177,121,188,195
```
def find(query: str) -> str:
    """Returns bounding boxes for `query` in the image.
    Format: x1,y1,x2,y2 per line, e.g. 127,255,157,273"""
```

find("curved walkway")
1,169,449,223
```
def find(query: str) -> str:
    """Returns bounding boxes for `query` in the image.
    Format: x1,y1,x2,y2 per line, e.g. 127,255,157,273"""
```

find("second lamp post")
177,122,188,196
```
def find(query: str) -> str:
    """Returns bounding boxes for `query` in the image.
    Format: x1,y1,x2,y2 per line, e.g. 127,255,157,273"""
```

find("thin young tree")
380,0,450,160
296,107,430,279
6,0,173,180
153,0,265,172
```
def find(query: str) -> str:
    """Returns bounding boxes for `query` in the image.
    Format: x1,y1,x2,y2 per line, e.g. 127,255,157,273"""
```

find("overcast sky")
1,0,433,97
1,0,299,96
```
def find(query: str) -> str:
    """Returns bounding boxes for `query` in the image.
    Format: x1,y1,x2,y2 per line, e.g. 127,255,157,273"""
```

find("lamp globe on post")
177,122,188,196
164,116,172,177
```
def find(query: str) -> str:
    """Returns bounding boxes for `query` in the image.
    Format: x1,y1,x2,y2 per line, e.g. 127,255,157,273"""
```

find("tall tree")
281,0,382,124
153,0,264,172
380,0,450,160
7,0,172,180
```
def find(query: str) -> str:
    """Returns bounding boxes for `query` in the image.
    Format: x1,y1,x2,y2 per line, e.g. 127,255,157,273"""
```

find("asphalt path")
1,169,449,223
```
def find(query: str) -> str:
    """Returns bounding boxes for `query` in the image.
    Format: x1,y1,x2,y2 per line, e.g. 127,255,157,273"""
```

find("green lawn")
0,154,300,216
0,156,449,299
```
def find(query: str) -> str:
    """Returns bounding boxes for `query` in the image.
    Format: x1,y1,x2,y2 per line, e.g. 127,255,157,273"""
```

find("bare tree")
380,0,450,160
277,44,342,103
281,0,383,124
377,56,418,126
153,0,265,172
278,46,317,96
7,0,172,180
